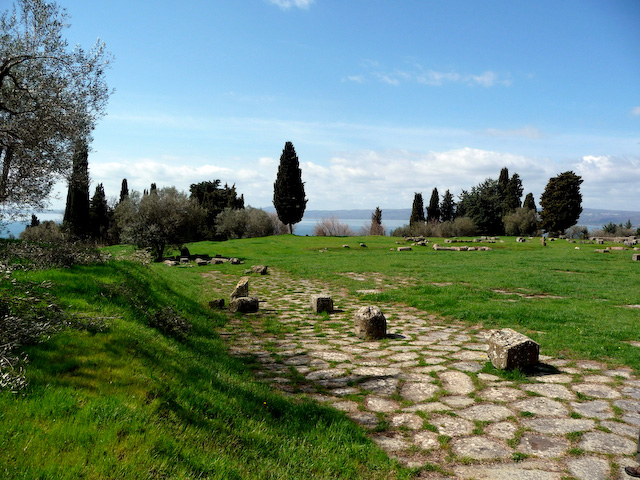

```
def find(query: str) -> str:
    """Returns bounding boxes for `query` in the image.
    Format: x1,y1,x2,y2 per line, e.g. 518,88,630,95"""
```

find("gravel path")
205,267,640,479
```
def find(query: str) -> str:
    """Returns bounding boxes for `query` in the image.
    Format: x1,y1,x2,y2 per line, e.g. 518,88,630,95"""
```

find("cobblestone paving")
204,267,640,479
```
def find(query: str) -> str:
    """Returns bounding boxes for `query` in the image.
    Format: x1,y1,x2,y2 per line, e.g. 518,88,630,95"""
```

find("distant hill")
263,206,640,227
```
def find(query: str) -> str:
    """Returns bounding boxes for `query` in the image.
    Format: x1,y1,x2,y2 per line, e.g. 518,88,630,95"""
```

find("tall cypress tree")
440,189,455,222
63,138,91,237
90,183,110,242
523,192,536,211
119,178,129,203
426,187,441,223
409,193,425,227
273,141,307,234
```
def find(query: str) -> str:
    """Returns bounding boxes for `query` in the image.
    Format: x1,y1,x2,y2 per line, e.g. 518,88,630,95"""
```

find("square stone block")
311,295,333,313
487,328,539,370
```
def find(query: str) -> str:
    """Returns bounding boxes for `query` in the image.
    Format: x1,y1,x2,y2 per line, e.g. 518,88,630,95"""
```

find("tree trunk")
0,146,13,203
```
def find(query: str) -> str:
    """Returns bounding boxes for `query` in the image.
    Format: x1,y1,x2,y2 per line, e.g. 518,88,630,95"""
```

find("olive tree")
115,188,205,262
0,0,111,219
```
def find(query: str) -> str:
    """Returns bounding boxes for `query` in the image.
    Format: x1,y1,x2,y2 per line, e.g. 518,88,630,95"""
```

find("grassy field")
1,234,639,478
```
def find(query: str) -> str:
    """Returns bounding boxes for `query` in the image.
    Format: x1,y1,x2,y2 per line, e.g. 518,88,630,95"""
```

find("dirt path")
204,267,640,479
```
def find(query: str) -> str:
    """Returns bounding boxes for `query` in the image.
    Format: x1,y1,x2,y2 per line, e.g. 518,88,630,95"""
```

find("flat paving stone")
451,350,488,361
522,417,595,434
363,395,400,413
430,415,474,436
371,433,410,452
569,400,614,419
400,382,439,402
413,430,439,450
530,374,573,384
359,377,399,396
512,397,569,417
600,420,637,438
572,383,621,399
479,386,527,402
347,411,379,429
522,383,576,400
566,456,610,480
453,463,563,480
450,361,483,372
517,433,569,458
458,404,513,422
486,421,518,439
439,370,475,395
351,366,401,376
389,413,423,430
451,437,512,460
578,431,636,454
441,395,475,408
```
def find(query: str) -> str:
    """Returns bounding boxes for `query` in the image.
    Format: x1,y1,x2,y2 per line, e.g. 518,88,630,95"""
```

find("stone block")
633,254,640,261
231,277,249,299
310,295,333,313
251,265,268,275
487,328,539,370
397,246,412,251
354,306,387,340
229,296,259,313
195,258,209,266
208,299,225,309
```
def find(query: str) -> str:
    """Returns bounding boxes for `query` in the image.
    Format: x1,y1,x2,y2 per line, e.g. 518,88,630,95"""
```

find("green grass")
1,259,409,479
188,234,640,371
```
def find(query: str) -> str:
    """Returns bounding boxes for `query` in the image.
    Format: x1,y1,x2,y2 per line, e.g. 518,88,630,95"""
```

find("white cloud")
631,106,640,116
356,61,511,88
268,0,314,9
485,126,543,139
572,155,640,210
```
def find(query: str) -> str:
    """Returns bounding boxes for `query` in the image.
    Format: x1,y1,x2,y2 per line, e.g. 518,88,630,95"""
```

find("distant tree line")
396,167,583,237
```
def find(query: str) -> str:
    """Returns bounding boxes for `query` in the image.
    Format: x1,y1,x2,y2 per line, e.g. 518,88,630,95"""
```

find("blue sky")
14,0,640,211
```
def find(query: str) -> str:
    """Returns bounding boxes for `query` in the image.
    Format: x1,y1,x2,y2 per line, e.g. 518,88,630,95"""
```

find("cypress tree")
273,141,307,234
409,193,425,227
90,183,110,242
119,178,129,203
426,187,441,223
440,189,455,222
369,206,385,235
63,138,91,237
523,193,536,211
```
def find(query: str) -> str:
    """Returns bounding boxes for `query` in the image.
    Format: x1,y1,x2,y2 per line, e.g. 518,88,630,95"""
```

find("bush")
312,217,355,236
389,224,411,237
434,217,477,237
566,225,589,239
19,220,65,243
215,207,278,239
503,208,539,236
0,239,106,271
149,307,192,339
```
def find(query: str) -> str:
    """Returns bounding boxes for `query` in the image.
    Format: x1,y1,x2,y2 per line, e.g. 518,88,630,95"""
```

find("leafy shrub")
216,207,278,239
503,208,539,236
566,225,589,239
0,239,106,271
434,217,477,237
19,220,66,243
149,307,192,339
312,217,355,236
389,224,411,237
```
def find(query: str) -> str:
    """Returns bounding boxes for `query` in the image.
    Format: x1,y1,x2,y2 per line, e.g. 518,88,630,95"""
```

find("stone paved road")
204,267,640,480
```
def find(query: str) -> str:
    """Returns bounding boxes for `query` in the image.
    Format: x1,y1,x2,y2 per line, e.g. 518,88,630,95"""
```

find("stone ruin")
487,328,539,370
310,295,333,313
229,277,259,313
354,306,387,340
